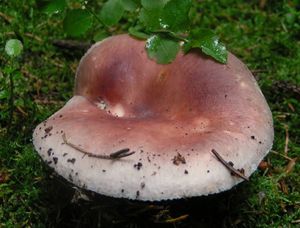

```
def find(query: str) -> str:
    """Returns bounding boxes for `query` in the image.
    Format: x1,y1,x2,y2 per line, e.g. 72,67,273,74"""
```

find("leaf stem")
85,6,109,30
153,30,188,43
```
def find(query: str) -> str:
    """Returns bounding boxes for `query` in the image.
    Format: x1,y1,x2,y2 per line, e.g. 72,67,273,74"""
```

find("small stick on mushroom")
62,133,135,160
211,149,249,181
109,148,135,159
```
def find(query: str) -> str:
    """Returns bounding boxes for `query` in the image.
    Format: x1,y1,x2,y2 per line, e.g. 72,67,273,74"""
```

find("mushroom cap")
33,34,273,201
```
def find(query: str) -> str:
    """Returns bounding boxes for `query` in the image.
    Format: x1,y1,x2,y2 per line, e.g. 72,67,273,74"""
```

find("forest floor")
0,0,299,227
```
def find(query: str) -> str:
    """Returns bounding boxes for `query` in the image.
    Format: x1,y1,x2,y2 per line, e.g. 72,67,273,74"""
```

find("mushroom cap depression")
33,34,273,201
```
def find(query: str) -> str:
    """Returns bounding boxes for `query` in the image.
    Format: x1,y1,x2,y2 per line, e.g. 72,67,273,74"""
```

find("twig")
34,99,64,105
284,125,289,156
153,29,189,43
292,219,300,224
285,157,297,174
62,133,135,160
287,103,295,112
85,6,108,29
16,106,28,116
270,150,298,175
272,81,300,100
270,150,293,161
0,12,13,23
52,40,92,51
49,59,65,68
24,33,43,42
164,214,189,223
211,149,249,181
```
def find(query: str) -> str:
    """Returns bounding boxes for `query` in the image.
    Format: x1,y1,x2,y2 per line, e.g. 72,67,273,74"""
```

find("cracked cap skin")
33,34,274,201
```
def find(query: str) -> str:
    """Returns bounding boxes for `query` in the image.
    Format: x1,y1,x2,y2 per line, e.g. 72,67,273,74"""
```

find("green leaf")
184,29,228,64
139,0,191,32
5,39,23,57
146,35,180,64
121,0,139,12
128,27,150,39
201,39,227,64
93,30,109,42
99,0,124,26
63,9,93,37
139,8,162,31
161,0,191,32
139,0,169,31
41,0,66,15
141,0,168,10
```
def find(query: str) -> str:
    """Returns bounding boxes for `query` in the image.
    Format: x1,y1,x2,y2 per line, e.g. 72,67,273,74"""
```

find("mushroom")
33,34,273,201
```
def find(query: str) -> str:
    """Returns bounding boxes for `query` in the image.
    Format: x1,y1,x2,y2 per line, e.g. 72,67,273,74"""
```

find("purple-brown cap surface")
33,34,274,201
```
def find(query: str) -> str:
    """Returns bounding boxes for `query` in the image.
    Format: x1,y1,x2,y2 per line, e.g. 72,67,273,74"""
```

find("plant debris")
172,153,186,166
211,149,249,181
62,133,135,160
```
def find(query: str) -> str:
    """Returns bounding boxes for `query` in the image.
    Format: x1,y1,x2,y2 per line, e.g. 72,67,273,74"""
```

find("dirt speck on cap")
53,157,58,164
67,158,76,164
172,153,186,165
134,162,143,170
47,148,53,156
44,126,53,133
